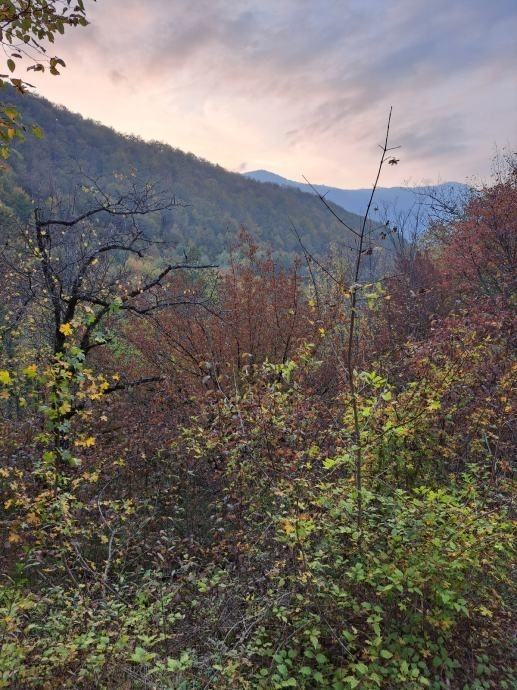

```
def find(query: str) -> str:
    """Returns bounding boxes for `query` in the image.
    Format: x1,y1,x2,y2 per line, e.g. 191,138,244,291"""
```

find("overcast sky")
27,0,517,188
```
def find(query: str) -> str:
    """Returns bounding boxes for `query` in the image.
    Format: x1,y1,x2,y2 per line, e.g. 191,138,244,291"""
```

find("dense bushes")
0,164,515,688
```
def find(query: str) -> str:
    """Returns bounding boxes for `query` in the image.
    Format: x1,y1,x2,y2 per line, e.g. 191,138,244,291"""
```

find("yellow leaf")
75,436,96,448
59,322,73,336
0,370,11,385
59,401,72,415
82,471,100,483
8,532,22,544
282,519,296,535
478,605,493,618
23,364,37,378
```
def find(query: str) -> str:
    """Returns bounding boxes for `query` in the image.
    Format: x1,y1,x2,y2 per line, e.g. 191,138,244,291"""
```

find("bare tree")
3,179,214,352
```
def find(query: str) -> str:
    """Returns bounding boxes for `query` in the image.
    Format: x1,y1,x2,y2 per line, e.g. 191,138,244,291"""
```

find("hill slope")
1,91,366,262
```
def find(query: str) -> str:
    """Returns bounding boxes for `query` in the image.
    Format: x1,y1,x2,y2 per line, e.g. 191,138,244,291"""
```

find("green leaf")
130,646,156,664
277,663,288,676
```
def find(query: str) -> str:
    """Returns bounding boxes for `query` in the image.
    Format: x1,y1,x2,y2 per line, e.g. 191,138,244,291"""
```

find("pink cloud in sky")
23,0,517,187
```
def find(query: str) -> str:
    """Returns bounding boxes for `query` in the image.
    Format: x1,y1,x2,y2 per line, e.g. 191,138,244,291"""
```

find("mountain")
244,170,469,228
0,90,367,263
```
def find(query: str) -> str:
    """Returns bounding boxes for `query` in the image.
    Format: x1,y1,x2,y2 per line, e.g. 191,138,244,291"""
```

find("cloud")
27,0,517,186
108,69,127,85
396,114,468,160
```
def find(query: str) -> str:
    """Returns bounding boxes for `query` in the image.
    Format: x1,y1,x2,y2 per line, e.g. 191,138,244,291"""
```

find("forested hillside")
1,89,367,263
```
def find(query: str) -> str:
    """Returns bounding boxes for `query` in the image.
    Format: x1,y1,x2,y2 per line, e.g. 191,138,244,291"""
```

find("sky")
25,0,517,188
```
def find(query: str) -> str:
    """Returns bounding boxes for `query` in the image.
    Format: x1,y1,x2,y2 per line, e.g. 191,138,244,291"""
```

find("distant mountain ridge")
244,169,468,225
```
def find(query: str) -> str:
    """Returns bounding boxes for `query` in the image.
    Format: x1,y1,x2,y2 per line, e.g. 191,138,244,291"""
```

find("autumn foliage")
0,163,515,689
